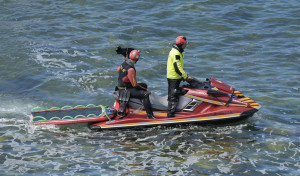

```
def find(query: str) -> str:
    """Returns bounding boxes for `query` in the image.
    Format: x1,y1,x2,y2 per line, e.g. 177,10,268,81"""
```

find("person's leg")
117,89,130,118
167,79,181,117
128,88,155,119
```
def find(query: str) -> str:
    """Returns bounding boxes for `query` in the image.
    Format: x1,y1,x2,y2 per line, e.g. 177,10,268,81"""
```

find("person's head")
175,36,188,49
129,50,140,64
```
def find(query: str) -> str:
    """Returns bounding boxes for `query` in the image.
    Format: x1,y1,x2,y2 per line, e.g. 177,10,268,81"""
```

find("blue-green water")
1,0,299,175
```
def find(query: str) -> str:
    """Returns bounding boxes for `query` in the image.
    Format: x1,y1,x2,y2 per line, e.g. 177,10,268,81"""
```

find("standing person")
166,36,193,118
116,50,155,119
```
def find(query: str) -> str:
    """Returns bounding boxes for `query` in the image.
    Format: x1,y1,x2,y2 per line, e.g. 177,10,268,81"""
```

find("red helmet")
175,36,188,45
129,50,140,61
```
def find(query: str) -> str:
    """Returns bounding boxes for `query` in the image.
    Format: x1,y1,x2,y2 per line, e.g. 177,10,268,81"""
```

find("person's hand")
187,76,193,81
147,89,151,94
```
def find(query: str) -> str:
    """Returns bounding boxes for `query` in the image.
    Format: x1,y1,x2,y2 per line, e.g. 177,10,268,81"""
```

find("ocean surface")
0,0,299,175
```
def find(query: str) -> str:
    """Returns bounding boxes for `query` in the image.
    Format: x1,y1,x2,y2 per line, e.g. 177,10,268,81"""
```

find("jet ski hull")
89,106,259,130
30,78,261,130
89,78,261,130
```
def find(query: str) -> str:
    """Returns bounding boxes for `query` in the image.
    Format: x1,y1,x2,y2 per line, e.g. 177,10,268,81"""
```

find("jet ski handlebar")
183,77,213,90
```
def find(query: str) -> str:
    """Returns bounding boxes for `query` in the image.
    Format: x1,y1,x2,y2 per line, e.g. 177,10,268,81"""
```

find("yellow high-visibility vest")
167,48,187,79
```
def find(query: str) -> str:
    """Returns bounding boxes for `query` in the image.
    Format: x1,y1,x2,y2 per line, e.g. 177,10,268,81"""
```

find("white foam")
34,49,76,70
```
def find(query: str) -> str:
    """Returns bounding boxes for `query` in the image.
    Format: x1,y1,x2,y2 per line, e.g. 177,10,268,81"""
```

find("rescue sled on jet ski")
30,78,261,130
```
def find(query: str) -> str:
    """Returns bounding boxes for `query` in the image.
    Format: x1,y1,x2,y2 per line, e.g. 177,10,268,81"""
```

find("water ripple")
1,0,300,175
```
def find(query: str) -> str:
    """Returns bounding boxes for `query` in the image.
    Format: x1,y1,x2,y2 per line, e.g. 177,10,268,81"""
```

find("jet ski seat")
128,92,192,111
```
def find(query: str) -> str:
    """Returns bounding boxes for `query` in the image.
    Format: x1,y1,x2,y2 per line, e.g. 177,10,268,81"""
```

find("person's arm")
117,66,120,73
127,68,138,87
127,70,151,93
173,55,188,79
138,84,146,89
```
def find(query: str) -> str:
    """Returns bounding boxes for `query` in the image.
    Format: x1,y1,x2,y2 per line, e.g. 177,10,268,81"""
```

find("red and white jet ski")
89,78,261,130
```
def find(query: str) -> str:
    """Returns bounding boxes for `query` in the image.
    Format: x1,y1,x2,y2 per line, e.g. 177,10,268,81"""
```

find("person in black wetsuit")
116,50,155,119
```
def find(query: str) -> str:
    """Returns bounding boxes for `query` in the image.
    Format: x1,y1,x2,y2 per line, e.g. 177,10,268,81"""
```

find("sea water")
0,1,299,175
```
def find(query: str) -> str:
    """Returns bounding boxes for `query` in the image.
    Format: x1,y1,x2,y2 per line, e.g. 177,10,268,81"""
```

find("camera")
115,46,134,57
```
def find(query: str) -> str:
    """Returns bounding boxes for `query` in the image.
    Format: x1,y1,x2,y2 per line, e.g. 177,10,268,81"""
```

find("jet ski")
88,77,261,130
30,78,260,129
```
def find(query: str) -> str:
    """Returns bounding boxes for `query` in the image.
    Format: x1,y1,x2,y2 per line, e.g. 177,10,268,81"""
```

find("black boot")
167,112,175,118
118,100,127,119
117,111,126,119
167,101,178,118
117,89,130,119
147,113,156,119
141,98,155,119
